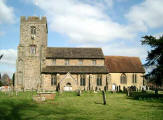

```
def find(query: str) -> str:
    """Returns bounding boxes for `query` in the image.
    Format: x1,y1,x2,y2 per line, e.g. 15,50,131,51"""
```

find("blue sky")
0,0,163,77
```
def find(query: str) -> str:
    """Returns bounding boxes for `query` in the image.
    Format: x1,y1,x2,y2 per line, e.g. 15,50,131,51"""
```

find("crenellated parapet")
21,16,47,24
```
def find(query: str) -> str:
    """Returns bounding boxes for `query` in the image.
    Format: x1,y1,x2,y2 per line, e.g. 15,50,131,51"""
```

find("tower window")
30,45,36,54
51,74,57,86
31,26,36,34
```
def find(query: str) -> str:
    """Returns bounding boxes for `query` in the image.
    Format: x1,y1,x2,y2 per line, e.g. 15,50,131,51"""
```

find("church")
15,16,145,91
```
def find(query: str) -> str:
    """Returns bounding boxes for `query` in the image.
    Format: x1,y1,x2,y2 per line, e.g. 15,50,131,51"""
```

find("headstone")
102,90,106,105
127,87,131,96
16,90,18,96
77,89,81,96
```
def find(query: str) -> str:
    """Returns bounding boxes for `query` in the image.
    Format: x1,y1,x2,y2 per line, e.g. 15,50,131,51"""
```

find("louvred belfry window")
31,26,36,34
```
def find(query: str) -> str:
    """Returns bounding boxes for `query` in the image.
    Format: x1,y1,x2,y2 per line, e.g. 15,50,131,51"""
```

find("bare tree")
1,74,11,86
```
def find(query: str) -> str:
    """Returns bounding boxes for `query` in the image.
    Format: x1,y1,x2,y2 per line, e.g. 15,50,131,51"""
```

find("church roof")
42,66,108,74
46,47,104,59
105,56,145,73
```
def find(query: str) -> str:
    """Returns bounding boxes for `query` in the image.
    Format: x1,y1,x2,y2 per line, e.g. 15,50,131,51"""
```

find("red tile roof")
105,56,145,73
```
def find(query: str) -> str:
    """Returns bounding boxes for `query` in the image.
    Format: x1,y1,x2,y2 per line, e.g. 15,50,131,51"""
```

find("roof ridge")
47,47,101,49
47,66,106,67
105,55,139,58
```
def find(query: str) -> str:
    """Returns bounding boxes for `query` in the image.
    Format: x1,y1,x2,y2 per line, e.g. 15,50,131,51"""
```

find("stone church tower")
15,16,48,90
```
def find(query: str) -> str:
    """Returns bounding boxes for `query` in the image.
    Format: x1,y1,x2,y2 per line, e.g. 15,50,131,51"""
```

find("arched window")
80,74,86,86
97,74,102,86
120,73,127,84
132,74,137,83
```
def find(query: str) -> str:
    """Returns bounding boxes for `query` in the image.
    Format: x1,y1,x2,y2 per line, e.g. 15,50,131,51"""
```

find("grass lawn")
0,91,163,120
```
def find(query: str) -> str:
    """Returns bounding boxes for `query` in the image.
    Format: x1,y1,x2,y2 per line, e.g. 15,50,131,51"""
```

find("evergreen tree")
141,35,163,94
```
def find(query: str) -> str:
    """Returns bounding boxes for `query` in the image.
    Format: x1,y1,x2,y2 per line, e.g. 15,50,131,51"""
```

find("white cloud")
0,49,17,77
0,49,17,65
0,0,16,24
126,0,163,32
77,41,147,62
34,0,134,44
29,0,163,62
103,45,147,60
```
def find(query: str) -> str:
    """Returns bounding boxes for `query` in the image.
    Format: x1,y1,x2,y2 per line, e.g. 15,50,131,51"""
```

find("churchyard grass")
0,91,163,120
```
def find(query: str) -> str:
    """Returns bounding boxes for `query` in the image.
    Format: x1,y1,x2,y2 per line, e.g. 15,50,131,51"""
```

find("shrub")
129,92,163,100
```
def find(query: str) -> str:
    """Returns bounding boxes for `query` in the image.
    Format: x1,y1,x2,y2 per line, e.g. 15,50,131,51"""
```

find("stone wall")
109,73,144,91
41,73,108,91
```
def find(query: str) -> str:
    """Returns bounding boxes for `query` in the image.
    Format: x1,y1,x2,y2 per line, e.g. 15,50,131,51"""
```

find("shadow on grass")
94,101,103,105
0,101,32,120
0,98,90,120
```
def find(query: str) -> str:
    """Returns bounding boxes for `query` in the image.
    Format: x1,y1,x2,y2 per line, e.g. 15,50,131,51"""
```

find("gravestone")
102,90,106,105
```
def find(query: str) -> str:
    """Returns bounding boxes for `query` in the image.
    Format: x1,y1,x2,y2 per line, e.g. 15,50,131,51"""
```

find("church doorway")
64,83,72,91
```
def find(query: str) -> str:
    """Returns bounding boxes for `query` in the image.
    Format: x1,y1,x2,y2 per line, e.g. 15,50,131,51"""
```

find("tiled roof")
105,56,145,73
42,66,108,74
46,47,104,59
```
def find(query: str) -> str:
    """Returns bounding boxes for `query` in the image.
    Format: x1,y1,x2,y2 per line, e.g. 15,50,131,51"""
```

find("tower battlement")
21,16,47,24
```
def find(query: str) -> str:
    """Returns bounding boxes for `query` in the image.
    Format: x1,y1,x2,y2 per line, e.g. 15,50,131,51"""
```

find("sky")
0,0,163,77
